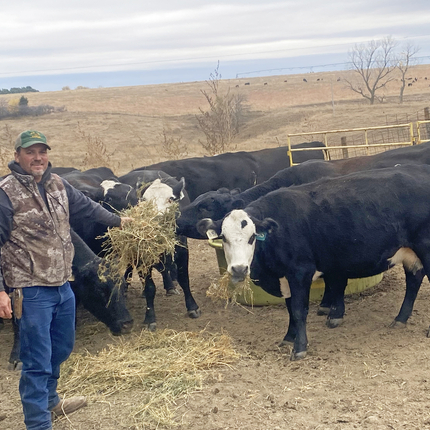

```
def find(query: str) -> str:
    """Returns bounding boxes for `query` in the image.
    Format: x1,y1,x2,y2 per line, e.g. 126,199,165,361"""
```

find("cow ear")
196,218,221,238
172,177,186,200
256,217,278,235
231,199,245,210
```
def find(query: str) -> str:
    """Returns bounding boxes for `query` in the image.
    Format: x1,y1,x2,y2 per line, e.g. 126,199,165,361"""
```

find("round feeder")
208,239,383,306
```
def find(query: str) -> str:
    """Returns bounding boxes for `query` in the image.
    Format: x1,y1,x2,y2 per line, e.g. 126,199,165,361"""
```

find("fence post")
425,107,430,141
341,136,348,159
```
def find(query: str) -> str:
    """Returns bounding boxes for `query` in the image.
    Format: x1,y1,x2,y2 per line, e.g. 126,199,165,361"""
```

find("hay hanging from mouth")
207,272,254,307
99,200,179,285
58,329,239,428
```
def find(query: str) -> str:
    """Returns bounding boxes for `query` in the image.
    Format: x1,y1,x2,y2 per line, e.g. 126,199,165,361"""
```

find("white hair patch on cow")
280,277,291,298
388,247,423,274
100,180,118,196
222,209,256,282
142,179,175,213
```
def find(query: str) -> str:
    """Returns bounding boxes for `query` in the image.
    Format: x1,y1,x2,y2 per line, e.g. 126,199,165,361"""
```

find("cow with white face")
216,210,257,283
141,177,186,213
120,171,200,330
198,165,430,361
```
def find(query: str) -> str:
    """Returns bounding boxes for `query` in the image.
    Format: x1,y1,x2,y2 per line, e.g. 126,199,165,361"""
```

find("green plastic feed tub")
208,239,383,306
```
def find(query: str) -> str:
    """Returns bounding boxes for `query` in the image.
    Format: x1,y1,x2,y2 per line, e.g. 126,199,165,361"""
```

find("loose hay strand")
58,329,239,428
99,200,179,285
207,272,254,307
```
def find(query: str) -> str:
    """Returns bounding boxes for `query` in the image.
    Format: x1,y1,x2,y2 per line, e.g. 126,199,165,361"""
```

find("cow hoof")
326,318,343,328
145,323,157,332
188,308,201,319
7,361,22,371
166,288,180,296
389,320,406,329
317,306,330,316
290,350,307,361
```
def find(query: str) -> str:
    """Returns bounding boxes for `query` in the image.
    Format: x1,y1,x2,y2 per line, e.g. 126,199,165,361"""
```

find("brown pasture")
1,65,430,430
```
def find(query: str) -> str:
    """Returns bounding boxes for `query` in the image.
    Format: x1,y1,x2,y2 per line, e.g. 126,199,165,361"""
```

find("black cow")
124,173,201,330
198,165,430,360
61,168,138,211
51,167,80,175
130,142,325,201
7,229,134,370
177,142,430,239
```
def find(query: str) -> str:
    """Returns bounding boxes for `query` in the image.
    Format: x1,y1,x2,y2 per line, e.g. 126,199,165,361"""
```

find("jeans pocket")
22,286,40,300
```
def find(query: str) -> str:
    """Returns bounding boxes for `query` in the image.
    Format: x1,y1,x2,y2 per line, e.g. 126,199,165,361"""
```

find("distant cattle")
244,82,250,85
303,78,307,82
130,142,325,201
177,141,430,239
197,165,430,360
7,229,134,370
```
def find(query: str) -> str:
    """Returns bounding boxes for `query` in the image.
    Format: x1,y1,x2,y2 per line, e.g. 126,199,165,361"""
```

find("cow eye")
105,196,112,203
248,233,256,245
168,196,176,203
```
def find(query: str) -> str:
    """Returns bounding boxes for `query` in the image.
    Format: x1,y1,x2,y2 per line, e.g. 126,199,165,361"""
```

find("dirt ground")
1,65,430,429
2,238,430,430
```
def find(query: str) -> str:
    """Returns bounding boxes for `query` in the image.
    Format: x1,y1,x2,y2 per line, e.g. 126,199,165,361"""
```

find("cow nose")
120,320,134,334
230,265,248,283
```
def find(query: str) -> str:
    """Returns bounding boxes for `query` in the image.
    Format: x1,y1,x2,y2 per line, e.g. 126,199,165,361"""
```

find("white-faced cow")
198,165,430,360
132,175,200,330
61,167,138,211
131,142,325,202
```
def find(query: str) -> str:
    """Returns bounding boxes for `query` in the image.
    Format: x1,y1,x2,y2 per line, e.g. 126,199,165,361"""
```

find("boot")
51,396,87,417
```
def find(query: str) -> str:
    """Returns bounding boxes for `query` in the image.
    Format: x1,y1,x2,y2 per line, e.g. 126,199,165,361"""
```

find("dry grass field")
1,64,430,430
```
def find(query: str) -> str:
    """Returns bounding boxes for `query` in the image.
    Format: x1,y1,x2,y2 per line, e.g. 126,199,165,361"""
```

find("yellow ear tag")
206,229,218,240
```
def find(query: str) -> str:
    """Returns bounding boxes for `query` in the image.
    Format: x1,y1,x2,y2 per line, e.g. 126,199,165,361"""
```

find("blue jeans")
19,283,75,430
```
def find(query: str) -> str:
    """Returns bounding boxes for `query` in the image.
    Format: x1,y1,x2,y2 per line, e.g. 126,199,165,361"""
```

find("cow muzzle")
230,265,248,283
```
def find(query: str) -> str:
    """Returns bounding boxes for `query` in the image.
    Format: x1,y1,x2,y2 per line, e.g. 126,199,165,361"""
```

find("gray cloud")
1,0,429,79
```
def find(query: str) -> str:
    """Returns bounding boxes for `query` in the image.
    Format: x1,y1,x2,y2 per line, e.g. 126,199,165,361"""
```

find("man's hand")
0,291,12,319
120,217,134,229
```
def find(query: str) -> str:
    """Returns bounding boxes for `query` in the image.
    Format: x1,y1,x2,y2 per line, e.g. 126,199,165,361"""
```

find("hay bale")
99,200,179,285
58,329,239,428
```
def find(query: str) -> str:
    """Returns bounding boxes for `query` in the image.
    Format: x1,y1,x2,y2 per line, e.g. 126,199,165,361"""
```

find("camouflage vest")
0,172,74,288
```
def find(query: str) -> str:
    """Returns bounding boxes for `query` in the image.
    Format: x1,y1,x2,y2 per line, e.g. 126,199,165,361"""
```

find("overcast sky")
1,0,430,91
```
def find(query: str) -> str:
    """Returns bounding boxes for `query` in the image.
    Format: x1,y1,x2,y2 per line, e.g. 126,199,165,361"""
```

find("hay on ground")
58,329,239,428
207,272,254,307
99,200,179,285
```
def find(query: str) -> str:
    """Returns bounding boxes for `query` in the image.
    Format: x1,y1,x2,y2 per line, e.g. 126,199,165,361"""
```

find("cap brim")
19,141,51,150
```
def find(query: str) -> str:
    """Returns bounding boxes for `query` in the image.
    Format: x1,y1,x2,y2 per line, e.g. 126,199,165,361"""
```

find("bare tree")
196,63,246,155
345,36,398,104
397,42,420,104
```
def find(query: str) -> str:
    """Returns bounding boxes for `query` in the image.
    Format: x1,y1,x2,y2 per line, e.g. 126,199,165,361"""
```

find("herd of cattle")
3,140,430,365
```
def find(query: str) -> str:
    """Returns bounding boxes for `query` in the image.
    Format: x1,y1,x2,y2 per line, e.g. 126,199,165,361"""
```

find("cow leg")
279,297,297,345
175,237,201,318
322,274,348,329
159,254,180,295
142,271,157,331
8,317,22,371
317,281,331,316
390,268,425,329
288,272,313,360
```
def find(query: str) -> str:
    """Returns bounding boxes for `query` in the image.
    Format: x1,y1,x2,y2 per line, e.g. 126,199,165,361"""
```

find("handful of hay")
99,200,179,285
207,272,254,307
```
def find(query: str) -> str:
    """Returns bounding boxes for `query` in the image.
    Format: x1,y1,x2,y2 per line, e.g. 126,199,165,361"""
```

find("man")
0,130,131,430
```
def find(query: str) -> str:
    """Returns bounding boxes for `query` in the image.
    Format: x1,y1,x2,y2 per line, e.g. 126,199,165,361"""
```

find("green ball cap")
15,130,51,150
